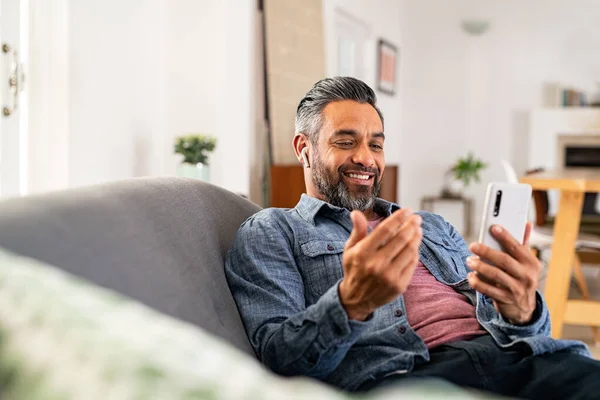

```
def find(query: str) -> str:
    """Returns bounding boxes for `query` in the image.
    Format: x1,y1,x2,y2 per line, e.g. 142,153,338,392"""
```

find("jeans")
358,335,600,399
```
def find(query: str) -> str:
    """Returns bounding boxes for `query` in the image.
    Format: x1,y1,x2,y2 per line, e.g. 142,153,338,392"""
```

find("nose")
351,143,375,168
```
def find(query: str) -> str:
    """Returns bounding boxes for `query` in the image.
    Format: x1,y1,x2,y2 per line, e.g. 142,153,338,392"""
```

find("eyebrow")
332,129,386,140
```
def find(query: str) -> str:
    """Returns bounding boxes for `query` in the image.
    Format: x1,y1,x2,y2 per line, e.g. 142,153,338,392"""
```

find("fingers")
377,225,421,293
365,208,414,249
491,225,532,263
387,231,421,267
467,271,512,304
466,255,518,291
346,208,421,271
346,210,369,250
469,242,525,280
396,257,419,293
377,215,422,261
523,222,532,247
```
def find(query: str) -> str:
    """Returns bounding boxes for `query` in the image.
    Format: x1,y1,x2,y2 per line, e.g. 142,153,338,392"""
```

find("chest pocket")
423,235,472,279
299,240,346,304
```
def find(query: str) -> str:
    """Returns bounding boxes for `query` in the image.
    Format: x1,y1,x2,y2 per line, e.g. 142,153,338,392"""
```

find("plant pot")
448,179,465,197
441,170,465,198
177,162,210,182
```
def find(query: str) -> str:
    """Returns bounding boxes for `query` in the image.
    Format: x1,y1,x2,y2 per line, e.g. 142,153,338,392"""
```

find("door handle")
2,43,24,117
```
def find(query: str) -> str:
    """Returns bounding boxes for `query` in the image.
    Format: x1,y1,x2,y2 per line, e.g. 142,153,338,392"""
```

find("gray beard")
311,151,380,211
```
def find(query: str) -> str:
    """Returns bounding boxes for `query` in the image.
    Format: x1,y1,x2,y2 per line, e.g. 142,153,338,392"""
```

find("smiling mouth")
342,172,374,184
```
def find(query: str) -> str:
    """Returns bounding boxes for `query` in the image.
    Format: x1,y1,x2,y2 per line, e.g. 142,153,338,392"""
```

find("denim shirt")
225,194,589,391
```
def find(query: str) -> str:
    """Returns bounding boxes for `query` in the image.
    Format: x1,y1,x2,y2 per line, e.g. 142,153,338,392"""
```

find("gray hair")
294,77,384,144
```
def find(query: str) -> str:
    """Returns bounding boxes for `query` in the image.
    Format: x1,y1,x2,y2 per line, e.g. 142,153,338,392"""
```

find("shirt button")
443,239,450,246
327,244,334,251
395,309,403,318
397,326,406,334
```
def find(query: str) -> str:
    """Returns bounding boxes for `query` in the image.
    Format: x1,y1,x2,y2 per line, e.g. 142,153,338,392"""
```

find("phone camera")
493,190,502,217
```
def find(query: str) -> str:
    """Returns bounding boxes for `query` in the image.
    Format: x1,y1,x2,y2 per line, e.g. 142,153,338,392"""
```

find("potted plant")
174,134,217,182
442,152,487,198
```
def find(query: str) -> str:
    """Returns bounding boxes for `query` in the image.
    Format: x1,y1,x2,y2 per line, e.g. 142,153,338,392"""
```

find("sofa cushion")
0,177,260,355
0,247,348,399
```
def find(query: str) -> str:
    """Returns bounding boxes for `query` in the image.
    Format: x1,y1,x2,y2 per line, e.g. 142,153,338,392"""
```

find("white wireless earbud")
301,147,310,168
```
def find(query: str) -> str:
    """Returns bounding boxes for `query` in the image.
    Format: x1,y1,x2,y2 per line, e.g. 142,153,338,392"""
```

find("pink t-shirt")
368,215,487,349
367,216,386,230
403,262,487,349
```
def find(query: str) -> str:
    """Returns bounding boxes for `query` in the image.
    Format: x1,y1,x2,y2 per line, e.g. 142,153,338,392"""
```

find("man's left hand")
467,222,542,325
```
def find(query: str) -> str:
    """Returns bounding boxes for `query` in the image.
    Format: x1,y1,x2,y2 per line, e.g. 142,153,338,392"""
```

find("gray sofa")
0,177,503,399
0,177,259,356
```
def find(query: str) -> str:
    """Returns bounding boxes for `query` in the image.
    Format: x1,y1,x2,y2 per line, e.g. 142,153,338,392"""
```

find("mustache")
338,164,380,175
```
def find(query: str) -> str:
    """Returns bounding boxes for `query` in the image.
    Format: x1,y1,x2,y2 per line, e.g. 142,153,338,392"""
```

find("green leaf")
174,134,217,165
450,153,488,188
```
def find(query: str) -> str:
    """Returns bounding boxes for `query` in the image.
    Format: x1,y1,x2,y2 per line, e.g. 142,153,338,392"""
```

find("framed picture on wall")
377,39,397,95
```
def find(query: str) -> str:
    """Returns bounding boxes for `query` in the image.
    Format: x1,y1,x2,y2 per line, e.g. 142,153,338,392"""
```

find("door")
334,10,369,80
0,0,26,196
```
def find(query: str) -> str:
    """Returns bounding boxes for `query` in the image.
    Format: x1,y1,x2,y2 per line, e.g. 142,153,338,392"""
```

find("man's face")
310,100,385,211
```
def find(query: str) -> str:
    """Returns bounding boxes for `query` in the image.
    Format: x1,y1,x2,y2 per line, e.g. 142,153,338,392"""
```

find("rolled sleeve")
496,291,550,337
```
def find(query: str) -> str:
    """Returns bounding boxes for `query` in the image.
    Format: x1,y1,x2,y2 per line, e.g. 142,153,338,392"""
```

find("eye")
336,141,354,148
370,143,384,151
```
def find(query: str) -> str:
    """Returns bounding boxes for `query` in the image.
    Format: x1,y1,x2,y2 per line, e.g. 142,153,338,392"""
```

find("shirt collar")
294,194,400,225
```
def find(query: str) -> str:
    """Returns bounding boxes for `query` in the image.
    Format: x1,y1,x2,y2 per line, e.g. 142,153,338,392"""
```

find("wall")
166,0,254,195
28,0,70,195
322,0,403,201
69,0,167,187
46,0,600,216
249,7,267,205
265,0,326,165
68,0,255,195
399,0,600,233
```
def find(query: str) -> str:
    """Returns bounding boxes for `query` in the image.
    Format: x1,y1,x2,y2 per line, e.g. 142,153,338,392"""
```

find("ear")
293,134,310,168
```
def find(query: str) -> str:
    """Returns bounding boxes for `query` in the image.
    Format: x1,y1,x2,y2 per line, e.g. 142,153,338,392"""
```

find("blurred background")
1,0,600,348
2,0,600,230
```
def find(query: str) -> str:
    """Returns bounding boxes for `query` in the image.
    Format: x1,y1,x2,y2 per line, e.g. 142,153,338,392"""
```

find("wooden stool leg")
545,191,584,339
573,254,600,344
573,254,590,298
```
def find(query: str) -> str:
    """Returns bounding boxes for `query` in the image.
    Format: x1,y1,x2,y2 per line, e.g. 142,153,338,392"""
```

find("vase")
448,179,465,197
177,162,210,182
441,170,465,199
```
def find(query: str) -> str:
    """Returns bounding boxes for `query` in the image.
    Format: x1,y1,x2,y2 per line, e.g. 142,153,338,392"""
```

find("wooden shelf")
534,107,600,113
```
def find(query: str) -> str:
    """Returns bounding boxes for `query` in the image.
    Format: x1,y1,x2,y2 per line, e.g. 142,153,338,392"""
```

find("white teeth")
347,173,370,180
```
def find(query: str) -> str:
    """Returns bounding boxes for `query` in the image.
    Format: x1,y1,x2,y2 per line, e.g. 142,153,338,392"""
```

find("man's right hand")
339,209,423,321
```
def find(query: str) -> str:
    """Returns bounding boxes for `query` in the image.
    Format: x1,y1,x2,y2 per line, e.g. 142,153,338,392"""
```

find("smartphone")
478,182,532,254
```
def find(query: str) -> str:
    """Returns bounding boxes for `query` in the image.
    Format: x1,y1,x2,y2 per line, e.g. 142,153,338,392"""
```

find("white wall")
51,0,600,216
165,0,254,195
323,0,404,201
399,0,600,233
28,0,70,195
68,0,255,195
69,0,167,187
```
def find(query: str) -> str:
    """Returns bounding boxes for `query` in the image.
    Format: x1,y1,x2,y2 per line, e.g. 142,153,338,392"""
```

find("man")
225,77,598,398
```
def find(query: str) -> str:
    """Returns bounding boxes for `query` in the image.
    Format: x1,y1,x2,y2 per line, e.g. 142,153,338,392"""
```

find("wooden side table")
420,196,473,238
